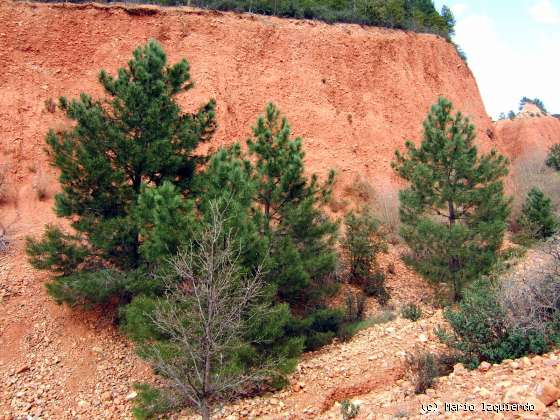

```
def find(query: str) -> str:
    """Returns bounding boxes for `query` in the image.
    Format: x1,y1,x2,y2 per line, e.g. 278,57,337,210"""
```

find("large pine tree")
392,97,510,301
26,40,216,305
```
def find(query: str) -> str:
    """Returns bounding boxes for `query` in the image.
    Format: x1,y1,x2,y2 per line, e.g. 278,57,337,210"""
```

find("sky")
433,0,560,118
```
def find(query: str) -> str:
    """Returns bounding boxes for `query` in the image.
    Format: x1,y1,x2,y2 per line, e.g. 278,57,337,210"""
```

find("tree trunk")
450,258,460,301
447,200,460,301
200,400,211,420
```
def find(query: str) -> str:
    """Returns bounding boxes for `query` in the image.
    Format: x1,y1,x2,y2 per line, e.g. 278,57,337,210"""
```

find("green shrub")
337,309,396,341
132,383,175,420
286,307,345,350
439,279,554,368
401,303,422,321
546,144,560,171
340,399,360,420
305,331,336,351
516,187,558,240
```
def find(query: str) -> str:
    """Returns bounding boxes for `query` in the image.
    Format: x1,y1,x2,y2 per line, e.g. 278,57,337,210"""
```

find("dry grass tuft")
44,98,56,113
32,170,50,201
343,175,375,203
499,236,560,334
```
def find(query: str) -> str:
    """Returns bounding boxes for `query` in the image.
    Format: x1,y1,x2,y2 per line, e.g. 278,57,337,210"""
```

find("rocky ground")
0,247,154,419
0,234,435,419
3,233,560,419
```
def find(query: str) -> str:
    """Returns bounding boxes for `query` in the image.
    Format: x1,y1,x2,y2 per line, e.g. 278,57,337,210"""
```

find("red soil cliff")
0,0,494,204
2,2,560,418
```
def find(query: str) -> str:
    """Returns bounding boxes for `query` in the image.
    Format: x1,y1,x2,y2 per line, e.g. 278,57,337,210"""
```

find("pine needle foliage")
26,40,216,305
392,97,510,301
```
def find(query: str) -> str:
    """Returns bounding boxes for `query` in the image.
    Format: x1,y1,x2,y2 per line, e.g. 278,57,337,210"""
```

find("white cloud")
454,14,519,117
530,0,560,24
450,3,468,18
453,11,560,117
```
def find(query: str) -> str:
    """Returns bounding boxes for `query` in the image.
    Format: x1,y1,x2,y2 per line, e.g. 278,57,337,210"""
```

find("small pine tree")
546,144,560,171
507,110,516,120
131,204,275,420
392,97,510,301
341,207,389,302
26,40,216,305
342,207,387,281
247,103,338,305
517,187,557,239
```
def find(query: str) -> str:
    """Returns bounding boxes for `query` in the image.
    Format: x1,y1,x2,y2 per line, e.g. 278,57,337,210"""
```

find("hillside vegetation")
2,2,560,419
40,0,456,38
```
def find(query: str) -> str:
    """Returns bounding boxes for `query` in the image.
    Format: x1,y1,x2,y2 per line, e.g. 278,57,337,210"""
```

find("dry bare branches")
144,202,269,419
499,235,560,334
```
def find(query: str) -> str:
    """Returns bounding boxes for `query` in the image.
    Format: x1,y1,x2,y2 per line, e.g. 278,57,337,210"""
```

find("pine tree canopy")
392,97,511,301
247,103,338,304
26,40,216,304
517,187,558,239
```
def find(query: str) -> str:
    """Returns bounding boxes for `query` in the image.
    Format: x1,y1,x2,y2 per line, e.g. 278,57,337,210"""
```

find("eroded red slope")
0,1,494,197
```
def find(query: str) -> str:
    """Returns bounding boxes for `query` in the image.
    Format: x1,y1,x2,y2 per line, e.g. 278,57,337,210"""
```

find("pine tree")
546,144,560,171
341,207,389,303
247,103,338,305
26,40,216,305
440,5,455,37
392,97,510,301
517,187,557,239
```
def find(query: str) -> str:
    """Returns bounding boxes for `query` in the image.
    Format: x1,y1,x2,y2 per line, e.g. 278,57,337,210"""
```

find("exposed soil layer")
495,116,560,159
0,0,494,196
2,1,560,419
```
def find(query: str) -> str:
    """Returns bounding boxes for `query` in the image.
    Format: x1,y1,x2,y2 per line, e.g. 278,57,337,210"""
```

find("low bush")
363,271,390,305
439,277,559,368
401,303,422,321
407,350,457,394
340,399,359,420
132,383,176,420
337,309,396,342
287,307,346,350
408,351,438,394
515,187,557,241
305,331,336,351
344,291,366,323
